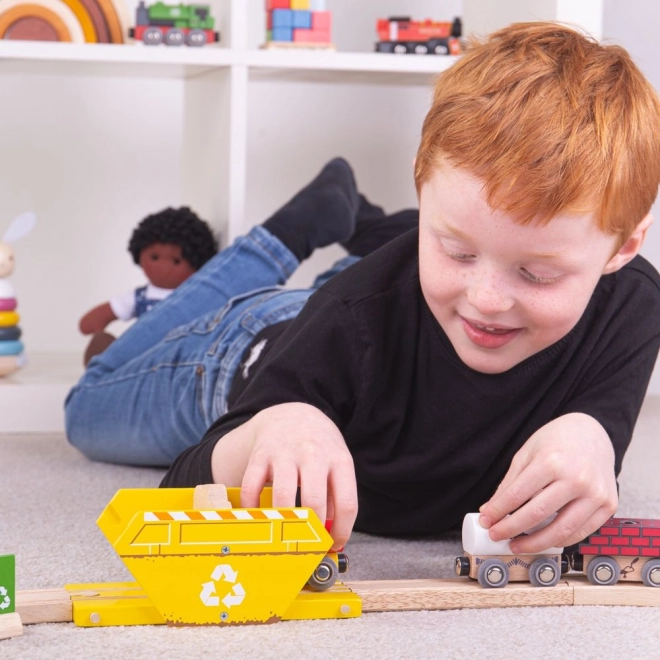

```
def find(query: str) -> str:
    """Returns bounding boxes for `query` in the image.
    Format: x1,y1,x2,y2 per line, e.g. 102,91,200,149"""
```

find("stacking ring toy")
0,354,22,377
0,311,19,326
0,297,17,311
0,326,20,340
0,340,23,355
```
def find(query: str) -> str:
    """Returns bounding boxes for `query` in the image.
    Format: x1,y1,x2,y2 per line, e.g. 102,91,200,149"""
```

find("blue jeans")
65,226,359,467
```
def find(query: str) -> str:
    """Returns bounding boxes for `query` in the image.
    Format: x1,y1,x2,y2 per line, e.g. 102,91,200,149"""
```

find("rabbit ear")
2,212,36,243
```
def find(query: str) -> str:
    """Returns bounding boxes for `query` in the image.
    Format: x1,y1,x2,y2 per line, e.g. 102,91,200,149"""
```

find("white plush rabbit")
0,211,36,376
0,211,36,299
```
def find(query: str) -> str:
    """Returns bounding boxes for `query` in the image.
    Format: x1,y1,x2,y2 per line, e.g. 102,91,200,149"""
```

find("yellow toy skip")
67,485,361,626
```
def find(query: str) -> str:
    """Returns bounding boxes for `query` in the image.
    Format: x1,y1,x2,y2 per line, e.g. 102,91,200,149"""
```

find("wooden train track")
13,575,660,628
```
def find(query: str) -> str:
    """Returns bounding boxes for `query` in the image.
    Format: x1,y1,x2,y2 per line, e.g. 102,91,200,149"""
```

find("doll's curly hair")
128,207,218,271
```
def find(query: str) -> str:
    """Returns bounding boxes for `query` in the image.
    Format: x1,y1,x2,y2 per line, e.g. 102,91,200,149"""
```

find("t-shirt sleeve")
557,262,660,474
160,288,365,488
108,289,137,321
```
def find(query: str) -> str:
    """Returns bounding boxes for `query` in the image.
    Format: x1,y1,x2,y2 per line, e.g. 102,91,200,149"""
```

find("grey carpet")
2,397,660,659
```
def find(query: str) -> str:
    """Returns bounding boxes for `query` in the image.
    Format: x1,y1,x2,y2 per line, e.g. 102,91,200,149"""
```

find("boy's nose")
465,269,514,315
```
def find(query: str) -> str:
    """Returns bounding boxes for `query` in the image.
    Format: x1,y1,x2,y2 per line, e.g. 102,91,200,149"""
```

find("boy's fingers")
240,461,271,508
271,462,300,509
327,466,358,551
299,469,329,530
480,464,549,536
509,499,604,553
488,481,568,543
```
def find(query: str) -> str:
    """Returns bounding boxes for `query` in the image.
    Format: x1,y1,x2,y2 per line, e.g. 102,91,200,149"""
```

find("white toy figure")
0,211,36,377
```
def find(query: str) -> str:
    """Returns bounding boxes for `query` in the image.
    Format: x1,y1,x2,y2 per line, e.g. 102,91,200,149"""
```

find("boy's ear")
603,214,653,274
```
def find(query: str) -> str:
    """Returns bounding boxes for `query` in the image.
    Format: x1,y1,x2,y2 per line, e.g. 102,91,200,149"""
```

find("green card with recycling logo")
0,554,15,615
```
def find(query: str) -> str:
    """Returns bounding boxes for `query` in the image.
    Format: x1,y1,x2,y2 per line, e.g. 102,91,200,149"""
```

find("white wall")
3,72,185,352
602,0,660,394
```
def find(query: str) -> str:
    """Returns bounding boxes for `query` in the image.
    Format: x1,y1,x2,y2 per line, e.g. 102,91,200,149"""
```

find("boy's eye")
519,267,561,285
173,258,181,265
440,243,475,262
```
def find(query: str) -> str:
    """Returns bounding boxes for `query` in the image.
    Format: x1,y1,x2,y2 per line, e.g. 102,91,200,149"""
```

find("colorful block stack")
0,281,24,377
265,0,331,46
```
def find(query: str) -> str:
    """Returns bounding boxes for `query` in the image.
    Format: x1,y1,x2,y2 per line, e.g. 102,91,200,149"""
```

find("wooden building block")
0,612,23,640
192,484,232,510
311,10,330,30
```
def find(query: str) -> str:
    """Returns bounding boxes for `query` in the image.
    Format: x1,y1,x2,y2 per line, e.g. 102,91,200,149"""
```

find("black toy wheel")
642,559,660,587
143,27,162,46
307,557,338,591
529,558,560,587
165,28,185,46
477,558,509,588
586,556,620,586
187,29,207,47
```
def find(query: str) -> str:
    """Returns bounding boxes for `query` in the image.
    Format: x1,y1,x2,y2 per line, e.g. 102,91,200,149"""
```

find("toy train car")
375,16,462,55
130,1,220,47
573,517,660,587
454,513,567,588
455,514,660,589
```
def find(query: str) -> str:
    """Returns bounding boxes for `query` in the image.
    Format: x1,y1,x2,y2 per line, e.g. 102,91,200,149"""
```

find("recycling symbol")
0,585,10,610
200,564,245,608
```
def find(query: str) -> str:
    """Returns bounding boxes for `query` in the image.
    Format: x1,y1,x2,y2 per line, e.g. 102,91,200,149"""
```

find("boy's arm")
161,288,364,549
480,264,660,551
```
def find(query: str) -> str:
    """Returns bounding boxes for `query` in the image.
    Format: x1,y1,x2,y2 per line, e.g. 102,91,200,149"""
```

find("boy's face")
418,165,622,374
139,243,195,290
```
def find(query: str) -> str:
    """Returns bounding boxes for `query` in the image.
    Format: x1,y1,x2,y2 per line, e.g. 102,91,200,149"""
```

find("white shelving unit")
0,0,607,431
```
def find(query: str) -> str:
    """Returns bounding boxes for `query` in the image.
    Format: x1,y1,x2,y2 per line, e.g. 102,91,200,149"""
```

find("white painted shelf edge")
0,40,458,82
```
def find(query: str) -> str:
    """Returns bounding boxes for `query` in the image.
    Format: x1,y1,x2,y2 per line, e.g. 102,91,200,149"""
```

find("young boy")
159,22,660,555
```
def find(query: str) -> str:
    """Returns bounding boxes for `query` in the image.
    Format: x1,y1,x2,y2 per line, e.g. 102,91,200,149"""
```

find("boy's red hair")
415,22,660,246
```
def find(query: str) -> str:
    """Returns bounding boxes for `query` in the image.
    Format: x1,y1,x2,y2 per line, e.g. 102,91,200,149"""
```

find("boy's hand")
238,402,358,551
478,413,618,553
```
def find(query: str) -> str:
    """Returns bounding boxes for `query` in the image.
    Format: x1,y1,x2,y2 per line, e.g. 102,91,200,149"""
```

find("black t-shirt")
162,229,660,536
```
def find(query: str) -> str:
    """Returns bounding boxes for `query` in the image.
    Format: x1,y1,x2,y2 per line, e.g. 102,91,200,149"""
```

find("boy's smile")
418,165,624,374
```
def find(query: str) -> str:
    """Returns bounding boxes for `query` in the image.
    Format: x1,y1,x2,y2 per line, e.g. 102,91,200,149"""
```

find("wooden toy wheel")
586,556,619,586
306,557,338,591
529,558,560,587
642,559,660,587
477,558,509,588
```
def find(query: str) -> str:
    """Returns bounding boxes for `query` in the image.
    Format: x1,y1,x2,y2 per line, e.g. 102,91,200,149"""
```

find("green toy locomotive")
130,1,220,47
